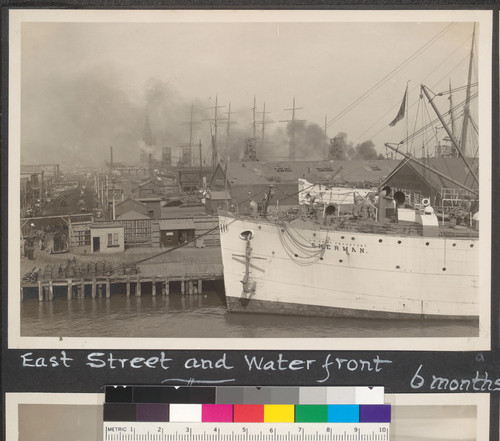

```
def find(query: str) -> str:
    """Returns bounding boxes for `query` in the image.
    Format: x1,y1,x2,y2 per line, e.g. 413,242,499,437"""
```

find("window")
107,233,112,246
113,233,118,245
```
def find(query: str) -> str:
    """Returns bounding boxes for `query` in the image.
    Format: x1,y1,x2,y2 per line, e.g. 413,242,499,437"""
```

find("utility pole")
280,97,305,161
256,102,274,157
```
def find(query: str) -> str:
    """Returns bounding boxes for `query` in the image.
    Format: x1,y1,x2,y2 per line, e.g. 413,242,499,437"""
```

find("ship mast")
280,97,305,161
460,23,476,158
205,95,226,171
420,85,478,185
256,102,274,157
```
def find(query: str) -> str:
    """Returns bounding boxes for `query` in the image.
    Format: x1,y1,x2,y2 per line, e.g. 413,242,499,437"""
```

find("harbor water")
20,283,478,339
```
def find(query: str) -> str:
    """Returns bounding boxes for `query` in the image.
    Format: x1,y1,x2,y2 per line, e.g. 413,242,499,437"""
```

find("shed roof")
158,219,195,230
221,160,401,187
117,210,151,220
116,197,147,208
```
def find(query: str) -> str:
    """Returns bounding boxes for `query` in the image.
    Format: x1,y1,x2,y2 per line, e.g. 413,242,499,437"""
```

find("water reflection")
20,291,478,339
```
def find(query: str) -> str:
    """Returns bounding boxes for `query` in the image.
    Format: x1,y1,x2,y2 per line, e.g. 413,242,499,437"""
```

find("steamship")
218,82,480,320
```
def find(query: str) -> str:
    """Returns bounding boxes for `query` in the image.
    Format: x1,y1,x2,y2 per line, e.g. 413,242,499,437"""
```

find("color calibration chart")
103,386,391,441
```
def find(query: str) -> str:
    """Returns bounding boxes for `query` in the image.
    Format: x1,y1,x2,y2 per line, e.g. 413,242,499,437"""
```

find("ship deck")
219,210,479,239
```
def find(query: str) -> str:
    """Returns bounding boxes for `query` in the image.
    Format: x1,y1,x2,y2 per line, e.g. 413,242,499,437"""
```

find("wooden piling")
48,280,54,301
21,286,24,302
136,279,142,297
91,278,96,299
126,277,131,297
163,279,169,296
67,279,72,300
80,279,85,298
38,280,43,302
198,279,203,294
181,278,185,295
106,279,111,298
152,277,157,296
97,284,102,298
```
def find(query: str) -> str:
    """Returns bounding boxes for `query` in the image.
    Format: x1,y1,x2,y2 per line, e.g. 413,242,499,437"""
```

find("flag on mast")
389,86,408,127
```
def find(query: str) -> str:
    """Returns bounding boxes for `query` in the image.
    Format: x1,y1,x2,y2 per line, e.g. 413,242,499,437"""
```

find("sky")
17,13,481,167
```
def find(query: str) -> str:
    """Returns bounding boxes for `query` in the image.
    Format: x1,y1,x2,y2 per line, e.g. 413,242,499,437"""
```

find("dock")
20,246,223,301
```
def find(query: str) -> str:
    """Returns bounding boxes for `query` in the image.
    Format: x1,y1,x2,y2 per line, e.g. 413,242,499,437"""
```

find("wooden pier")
21,273,223,302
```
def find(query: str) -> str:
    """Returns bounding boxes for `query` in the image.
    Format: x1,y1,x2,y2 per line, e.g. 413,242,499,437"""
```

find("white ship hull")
218,213,479,320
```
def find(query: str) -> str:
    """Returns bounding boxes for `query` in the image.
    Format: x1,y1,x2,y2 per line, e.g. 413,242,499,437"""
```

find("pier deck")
20,246,223,301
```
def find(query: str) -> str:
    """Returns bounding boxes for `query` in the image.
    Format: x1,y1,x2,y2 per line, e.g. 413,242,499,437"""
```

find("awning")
158,219,195,230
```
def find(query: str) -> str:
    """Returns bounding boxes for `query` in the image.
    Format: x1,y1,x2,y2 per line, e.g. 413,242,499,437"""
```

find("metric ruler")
103,422,390,441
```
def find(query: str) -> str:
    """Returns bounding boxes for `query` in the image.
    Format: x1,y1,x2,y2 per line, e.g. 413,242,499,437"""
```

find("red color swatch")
233,405,265,422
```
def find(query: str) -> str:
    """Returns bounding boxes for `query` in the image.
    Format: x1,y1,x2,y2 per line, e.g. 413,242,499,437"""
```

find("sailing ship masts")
261,102,266,152
384,143,478,197
226,102,232,163
189,102,194,150
460,23,476,157
449,80,457,139
324,115,328,160
420,84,478,185
252,95,257,138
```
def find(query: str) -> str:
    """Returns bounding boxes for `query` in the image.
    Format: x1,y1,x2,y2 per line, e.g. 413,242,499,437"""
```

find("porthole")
425,242,429,246
378,239,383,243
452,243,456,247
397,240,402,244
470,244,474,248
341,236,345,240
239,230,254,240
396,265,400,269
339,259,343,263
351,237,355,241
442,267,447,271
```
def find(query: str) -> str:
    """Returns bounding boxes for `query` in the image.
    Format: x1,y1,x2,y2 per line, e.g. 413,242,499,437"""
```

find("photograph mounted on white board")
8,10,492,349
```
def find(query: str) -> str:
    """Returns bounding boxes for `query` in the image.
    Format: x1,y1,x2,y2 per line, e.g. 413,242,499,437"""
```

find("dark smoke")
347,140,379,160
21,67,143,167
332,132,381,160
286,121,327,160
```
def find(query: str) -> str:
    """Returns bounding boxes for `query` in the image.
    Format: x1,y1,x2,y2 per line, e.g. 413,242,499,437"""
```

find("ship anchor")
240,238,257,306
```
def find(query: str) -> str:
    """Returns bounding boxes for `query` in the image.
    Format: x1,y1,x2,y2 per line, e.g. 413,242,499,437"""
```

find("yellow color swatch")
264,405,295,422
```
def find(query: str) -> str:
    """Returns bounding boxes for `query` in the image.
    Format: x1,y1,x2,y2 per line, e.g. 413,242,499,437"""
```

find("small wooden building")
90,223,125,254
156,219,195,248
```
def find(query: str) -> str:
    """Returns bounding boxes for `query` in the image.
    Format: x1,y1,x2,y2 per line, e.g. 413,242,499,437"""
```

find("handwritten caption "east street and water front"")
19,351,392,383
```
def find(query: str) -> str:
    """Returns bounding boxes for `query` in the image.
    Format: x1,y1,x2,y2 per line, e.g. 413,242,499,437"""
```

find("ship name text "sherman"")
311,237,366,254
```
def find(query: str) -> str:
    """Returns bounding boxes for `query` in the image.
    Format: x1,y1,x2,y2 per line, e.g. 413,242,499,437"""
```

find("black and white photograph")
8,9,492,349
